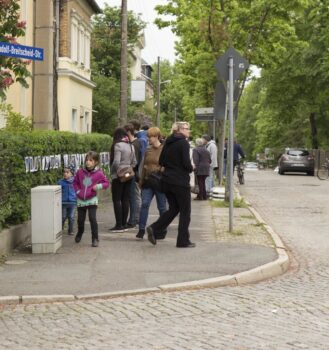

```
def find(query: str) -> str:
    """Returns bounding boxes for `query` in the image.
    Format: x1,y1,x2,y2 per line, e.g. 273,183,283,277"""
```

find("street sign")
131,80,146,102
215,47,249,81
214,81,226,120
195,107,214,116
0,42,44,61
195,107,214,122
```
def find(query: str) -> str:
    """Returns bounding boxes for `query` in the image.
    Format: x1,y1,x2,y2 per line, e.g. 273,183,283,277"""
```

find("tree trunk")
309,112,318,149
119,0,128,126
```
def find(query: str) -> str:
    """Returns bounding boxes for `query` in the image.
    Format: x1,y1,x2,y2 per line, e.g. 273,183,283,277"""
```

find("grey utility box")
31,186,62,253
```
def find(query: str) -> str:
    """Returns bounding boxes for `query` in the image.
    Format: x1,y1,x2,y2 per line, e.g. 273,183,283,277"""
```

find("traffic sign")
0,42,44,61
214,81,226,120
195,107,214,116
215,47,249,81
195,107,214,122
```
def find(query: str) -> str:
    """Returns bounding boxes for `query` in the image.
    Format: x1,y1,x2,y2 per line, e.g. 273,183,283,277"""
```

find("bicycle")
236,161,245,185
317,158,329,180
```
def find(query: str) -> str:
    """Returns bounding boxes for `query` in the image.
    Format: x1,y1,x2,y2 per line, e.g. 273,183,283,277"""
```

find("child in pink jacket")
73,151,109,247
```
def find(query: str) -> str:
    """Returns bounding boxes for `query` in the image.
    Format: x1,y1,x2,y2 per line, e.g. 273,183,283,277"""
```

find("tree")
91,6,146,133
0,103,32,131
0,0,31,99
238,0,329,156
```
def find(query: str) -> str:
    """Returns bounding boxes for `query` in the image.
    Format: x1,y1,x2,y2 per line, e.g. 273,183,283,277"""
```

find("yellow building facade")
3,0,100,133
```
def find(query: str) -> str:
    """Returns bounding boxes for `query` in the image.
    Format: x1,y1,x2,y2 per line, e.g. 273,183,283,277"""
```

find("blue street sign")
0,42,44,61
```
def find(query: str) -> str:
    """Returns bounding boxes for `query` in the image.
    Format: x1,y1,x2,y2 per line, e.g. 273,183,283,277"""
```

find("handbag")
145,171,163,192
116,144,135,182
117,165,135,182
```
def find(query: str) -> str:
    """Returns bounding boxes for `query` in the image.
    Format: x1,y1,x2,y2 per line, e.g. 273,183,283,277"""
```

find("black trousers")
77,205,98,240
151,182,191,247
112,178,132,228
196,175,207,200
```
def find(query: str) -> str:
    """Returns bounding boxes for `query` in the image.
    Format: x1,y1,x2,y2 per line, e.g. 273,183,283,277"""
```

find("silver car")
278,148,314,175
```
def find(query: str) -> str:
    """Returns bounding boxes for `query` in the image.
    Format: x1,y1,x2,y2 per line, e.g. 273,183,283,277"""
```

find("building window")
85,34,90,69
79,26,85,65
85,111,90,133
72,108,77,132
70,11,91,68
71,20,78,62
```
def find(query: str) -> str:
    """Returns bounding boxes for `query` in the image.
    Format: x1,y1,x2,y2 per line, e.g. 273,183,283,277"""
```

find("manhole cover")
5,260,28,265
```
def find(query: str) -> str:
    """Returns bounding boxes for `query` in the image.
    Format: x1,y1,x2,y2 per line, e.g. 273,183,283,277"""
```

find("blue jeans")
128,176,141,225
139,187,167,230
205,167,215,192
62,203,76,233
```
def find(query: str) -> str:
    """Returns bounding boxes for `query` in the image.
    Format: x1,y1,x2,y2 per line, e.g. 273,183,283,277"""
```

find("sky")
95,0,177,65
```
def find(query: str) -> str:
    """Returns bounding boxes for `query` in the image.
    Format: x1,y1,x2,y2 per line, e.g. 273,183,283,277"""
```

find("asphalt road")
1,170,328,349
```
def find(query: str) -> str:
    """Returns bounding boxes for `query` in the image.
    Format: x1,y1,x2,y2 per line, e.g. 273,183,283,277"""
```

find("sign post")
0,42,44,61
215,47,249,232
195,107,216,138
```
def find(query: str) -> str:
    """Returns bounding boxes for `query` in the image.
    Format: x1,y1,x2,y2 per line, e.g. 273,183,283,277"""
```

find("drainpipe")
53,0,60,130
32,0,36,124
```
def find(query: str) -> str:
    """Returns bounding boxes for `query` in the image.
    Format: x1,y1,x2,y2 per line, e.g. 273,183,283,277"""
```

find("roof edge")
86,0,102,14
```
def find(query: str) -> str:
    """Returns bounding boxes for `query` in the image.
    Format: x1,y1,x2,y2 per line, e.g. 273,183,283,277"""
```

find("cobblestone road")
1,171,328,349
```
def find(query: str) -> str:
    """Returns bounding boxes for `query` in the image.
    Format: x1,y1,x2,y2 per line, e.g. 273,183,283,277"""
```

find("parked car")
244,162,259,171
278,148,314,175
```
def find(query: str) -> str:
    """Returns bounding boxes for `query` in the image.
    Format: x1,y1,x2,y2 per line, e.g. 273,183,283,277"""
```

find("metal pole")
156,56,161,127
119,0,128,125
228,56,234,232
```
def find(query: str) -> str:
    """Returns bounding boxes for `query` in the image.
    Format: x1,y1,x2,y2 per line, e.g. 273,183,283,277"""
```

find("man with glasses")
146,122,196,248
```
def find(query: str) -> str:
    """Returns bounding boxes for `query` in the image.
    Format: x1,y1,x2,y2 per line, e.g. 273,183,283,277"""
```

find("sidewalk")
0,192,287,302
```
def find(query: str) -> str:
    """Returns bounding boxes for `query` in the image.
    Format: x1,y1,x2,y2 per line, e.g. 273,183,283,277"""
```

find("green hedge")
0,130,112,231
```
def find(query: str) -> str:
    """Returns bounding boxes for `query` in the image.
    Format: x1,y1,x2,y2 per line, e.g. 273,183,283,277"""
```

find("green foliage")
210,197,247,208
0,130,112,231
236,0,329,155
153,0,309,141
0,103,32,132
92,75,119,134
91,6,145,80
91,6,148,133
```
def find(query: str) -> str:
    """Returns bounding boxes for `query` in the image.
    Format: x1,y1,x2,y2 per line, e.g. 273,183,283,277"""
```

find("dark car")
278,148,314,175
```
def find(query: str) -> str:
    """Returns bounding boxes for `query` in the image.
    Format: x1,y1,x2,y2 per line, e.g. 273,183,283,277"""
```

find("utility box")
31,186,62,253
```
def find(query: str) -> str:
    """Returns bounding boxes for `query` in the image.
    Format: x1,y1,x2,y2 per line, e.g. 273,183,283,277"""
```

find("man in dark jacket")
233,140,245,173
146,122,195,248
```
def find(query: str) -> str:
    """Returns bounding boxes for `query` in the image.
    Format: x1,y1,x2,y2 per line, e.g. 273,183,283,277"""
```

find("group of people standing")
59,121,207,249
58,123,243,249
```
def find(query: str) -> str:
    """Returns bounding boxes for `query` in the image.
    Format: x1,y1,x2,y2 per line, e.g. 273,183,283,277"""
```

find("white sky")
95,0,177,64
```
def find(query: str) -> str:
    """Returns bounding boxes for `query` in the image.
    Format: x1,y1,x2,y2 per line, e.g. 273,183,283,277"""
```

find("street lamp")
156,80,171,128
156,56,172,127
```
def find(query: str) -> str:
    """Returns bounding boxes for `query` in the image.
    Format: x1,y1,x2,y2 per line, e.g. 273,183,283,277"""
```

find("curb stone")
0,196,289,305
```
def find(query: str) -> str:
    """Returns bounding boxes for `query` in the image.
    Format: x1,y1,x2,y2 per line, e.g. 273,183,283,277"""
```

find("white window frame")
71,18,78,62
84,111,90,133
72,108,77,133
85,33,90,69
70,10,92,69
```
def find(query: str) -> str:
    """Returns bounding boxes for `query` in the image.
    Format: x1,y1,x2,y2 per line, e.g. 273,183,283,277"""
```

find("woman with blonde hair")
136,127,167,239
146,122,195,248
